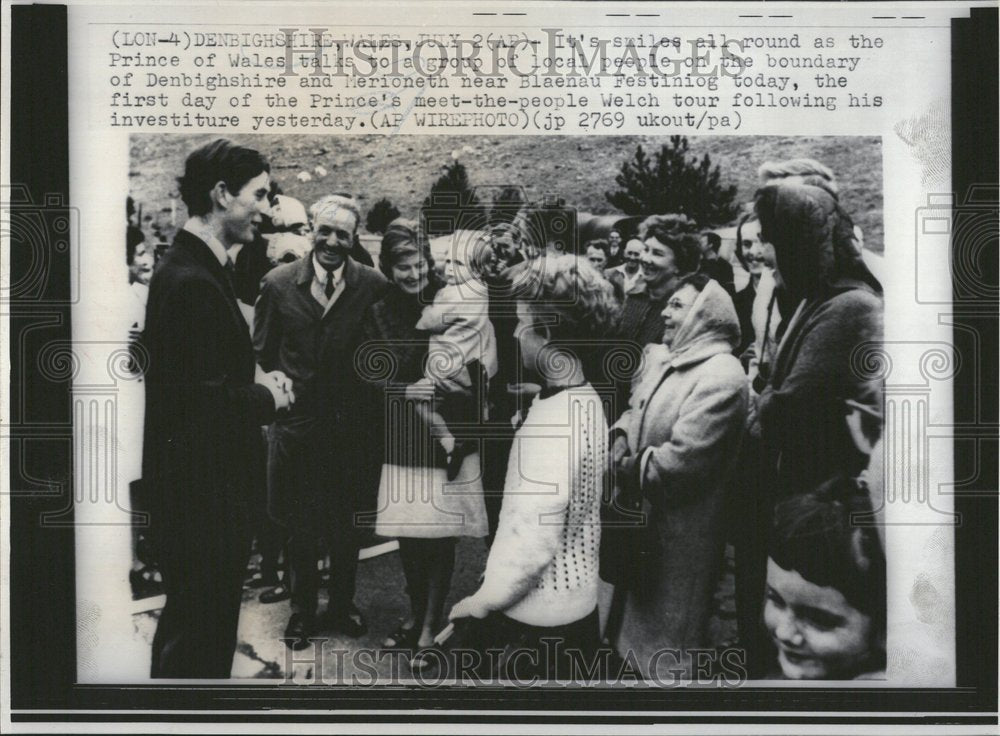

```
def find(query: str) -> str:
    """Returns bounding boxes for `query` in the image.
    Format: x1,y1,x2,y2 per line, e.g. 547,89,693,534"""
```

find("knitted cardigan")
477,384,606,627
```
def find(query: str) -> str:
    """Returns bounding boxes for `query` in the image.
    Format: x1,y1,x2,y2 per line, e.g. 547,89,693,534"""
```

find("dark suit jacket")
232,235,274,306
701,257,735,296
141,228,276,544
254,254,388,419
254,254,388,524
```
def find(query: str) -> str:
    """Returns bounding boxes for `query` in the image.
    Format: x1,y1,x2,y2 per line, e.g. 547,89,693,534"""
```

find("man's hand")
449,593,491,622
256,367,295,410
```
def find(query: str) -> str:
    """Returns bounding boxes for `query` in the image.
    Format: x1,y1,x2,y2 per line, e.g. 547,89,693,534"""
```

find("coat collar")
643,338,735,374
172,229,247,331
174,228,228,279
295,251,360,287
181,217,229,268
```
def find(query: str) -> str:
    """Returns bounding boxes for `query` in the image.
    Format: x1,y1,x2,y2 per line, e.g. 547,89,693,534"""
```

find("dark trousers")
268,418,370,620
288,521,360,619
249,428,285,580
150,516,250,678
471,608,602,682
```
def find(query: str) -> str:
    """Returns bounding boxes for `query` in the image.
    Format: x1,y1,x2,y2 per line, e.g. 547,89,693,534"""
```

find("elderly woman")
449,255,620,681
359,219,489,668
610,272,748,680
753,181,883,496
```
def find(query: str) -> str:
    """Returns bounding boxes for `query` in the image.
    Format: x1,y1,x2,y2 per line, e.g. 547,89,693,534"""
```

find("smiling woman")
609,274,748,679
617,213,702,351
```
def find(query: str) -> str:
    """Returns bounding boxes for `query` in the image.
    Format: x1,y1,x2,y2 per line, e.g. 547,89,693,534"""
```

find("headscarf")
754,182,882,300
658,278,741,368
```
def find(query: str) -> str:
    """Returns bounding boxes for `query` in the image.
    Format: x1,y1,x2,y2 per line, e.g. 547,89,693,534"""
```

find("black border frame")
6,2,998,726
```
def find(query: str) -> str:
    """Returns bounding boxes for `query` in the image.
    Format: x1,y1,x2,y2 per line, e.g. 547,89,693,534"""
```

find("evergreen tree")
605,136,740,226
364,197,401,235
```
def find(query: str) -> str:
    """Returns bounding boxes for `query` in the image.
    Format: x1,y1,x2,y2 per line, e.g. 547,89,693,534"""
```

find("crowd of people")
131,138,886,682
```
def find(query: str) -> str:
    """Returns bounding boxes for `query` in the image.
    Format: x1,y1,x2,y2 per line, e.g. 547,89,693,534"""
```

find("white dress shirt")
310,255,345,315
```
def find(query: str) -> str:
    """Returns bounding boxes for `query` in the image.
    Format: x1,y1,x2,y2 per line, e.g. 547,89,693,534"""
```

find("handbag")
598,477,660,590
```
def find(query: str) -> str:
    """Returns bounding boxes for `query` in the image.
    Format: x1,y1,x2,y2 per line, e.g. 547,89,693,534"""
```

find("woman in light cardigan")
449,254,621,681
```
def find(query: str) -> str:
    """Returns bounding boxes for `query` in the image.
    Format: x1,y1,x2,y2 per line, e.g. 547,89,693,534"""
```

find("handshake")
255,365,296,411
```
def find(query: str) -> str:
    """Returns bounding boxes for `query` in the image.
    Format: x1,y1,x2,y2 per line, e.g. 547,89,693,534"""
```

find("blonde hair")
516,254,621,343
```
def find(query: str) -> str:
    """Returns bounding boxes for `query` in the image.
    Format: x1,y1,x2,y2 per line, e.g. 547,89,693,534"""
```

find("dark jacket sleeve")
253,273,280,373
163,277,275,429
757,290,883,482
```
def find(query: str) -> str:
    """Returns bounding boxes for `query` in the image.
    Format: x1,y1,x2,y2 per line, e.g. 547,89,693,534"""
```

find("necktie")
223,257,236,294
325,269,335,299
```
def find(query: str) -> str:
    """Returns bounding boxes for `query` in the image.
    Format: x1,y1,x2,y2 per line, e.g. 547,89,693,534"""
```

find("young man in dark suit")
254,194,388,649
142,139,293,678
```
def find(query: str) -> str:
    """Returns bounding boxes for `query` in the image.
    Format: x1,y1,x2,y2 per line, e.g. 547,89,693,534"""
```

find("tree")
365,197,401,235
605,136,741,226
422,161,481,235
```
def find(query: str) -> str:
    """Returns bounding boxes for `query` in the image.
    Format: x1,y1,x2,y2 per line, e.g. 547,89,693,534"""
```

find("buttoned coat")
611,281,748,678
253,254,388,529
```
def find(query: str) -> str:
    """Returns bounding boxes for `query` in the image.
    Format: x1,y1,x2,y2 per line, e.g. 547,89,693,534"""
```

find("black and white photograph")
108,133,890,683
4,1,997,732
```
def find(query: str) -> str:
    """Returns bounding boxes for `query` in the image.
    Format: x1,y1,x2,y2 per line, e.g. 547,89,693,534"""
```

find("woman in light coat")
610,272,748,680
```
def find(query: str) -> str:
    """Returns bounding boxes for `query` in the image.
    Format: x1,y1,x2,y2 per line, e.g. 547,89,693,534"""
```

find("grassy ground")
129,133,883,252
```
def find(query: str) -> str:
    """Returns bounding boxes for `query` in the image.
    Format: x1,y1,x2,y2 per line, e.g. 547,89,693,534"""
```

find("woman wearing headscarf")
753,181,884,497
610,272,748,680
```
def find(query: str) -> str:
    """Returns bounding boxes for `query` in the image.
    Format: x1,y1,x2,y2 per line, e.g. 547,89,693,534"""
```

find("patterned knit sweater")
478,384,606,627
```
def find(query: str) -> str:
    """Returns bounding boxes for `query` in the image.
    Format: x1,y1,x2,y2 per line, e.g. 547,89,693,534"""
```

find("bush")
365,197,401,235
605,136,741,227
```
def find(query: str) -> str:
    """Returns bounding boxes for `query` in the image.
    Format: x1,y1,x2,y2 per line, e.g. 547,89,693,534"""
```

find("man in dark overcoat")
254,194,387,648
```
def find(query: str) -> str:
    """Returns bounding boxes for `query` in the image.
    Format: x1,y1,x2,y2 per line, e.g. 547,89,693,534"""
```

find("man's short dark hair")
703,231,722,253
178,139,270,217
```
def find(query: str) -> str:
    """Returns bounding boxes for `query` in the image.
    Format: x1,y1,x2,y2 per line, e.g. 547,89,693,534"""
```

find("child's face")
443,256,471,285
764,558,875,679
